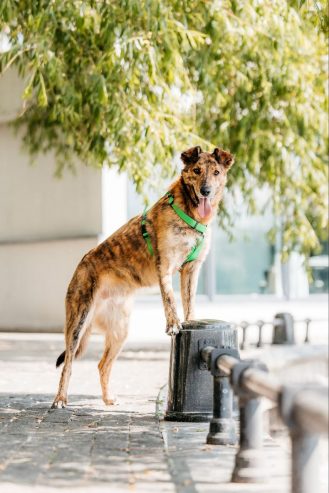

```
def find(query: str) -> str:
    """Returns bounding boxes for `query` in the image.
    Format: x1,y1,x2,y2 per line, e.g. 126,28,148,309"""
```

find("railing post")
256,320,265,348
304,318,311,344
280,385,322,493
204,348,239,445
291,429,320,493
208,375,236,445
231,360,268,483
240,321,248,350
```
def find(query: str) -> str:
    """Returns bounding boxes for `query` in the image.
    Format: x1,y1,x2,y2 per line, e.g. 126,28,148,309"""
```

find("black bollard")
165,319,238,422
272,312,295,345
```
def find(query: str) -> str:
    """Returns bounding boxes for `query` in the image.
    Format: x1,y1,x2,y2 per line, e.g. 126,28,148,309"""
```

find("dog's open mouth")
197,197,212,218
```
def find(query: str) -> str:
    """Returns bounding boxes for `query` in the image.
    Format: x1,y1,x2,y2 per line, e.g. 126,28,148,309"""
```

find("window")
214,224,274,295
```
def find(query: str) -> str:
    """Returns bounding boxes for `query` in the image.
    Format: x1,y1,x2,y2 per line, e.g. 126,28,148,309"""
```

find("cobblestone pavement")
0,334,172,493
0,334,327,493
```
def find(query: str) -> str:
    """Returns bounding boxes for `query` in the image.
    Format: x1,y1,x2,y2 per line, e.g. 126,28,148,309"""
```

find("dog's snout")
200,186,211,197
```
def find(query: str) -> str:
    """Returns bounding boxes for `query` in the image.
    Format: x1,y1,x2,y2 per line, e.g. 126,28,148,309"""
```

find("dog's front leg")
180,261,202,321
156,257,181,335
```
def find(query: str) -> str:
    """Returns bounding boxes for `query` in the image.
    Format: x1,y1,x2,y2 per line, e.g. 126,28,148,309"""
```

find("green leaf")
37,72,48,107
22,70,36,100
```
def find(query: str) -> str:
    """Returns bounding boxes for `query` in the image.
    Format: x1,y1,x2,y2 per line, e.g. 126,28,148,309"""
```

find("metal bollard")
231,360,268,483
272,312,295,345
201,347,239,445
165,319,238,422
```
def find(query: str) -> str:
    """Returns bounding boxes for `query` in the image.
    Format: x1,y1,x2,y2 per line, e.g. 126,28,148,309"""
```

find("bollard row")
200,349,329,493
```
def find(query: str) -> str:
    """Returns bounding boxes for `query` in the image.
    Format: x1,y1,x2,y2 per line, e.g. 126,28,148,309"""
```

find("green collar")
166,192,207,235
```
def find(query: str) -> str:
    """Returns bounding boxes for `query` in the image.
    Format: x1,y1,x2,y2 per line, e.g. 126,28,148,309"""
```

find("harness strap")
141,209,154,256
166,193,207,234
183,236,204,265
141,192,207,265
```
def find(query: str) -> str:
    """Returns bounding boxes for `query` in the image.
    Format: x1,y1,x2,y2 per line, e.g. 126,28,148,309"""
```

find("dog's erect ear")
212,148,234,170
181,146,202,165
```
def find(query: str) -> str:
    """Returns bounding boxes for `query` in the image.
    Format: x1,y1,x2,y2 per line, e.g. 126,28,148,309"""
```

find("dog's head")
180,146,234,218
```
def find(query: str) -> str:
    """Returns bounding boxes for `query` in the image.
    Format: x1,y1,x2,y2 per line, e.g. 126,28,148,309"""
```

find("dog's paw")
103,396,118,406
166,323,181,336
51,396,67,409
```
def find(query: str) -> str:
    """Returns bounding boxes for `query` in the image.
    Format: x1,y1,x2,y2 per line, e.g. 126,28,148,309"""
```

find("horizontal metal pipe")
208,353,328,436
239,371,328,434
293,390,329,435
200,346,216,366
216,354,238,375
242,368,282,402
216,355,281,402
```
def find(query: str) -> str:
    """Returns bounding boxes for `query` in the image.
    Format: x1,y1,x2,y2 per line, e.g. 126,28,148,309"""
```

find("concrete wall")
0,238,98,329
0,69,106,330
0,126,102,243
0,68,26,123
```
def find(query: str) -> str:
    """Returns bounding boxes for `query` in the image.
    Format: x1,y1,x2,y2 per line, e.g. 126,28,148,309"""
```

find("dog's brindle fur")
52,146,234,408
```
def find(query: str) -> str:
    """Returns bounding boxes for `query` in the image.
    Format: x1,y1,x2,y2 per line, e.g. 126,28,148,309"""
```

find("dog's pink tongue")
197,198,212,218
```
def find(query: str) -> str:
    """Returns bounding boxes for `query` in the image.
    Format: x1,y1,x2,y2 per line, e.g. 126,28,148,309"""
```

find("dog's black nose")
200,186,211,197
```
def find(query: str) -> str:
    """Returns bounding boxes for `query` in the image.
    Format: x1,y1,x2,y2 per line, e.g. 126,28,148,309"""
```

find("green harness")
141,192,207,267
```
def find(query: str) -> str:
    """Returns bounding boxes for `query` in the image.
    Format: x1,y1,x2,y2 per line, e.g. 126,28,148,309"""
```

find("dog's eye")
193,168,201,175
214,170,220,176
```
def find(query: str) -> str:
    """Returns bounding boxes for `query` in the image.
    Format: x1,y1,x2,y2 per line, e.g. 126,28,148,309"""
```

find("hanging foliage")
0,0,328,256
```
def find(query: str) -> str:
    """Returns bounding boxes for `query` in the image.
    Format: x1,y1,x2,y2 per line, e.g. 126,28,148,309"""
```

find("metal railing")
234,313,326,349
200,347,328,493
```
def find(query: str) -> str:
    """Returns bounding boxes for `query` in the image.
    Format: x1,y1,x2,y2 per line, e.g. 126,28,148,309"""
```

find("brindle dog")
52,146,234,408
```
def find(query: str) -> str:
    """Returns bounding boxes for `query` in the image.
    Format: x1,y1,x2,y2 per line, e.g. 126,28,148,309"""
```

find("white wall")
0,69,106,329
0,126,102,242
0,238,97,330
101,166,128,239
0,67,26,123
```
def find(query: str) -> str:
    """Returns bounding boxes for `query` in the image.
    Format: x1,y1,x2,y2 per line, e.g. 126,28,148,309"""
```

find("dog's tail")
55,262,96,369
56,351,66,368
55,327,92,368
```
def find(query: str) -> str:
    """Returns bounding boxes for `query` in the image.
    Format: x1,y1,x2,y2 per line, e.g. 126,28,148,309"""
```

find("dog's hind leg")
98,299,132,405
51,308,90,409
55,323,92,367
52,268,96,409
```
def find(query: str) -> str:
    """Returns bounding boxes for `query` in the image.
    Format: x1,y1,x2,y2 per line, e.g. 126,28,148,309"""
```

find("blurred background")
0,0,328,345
